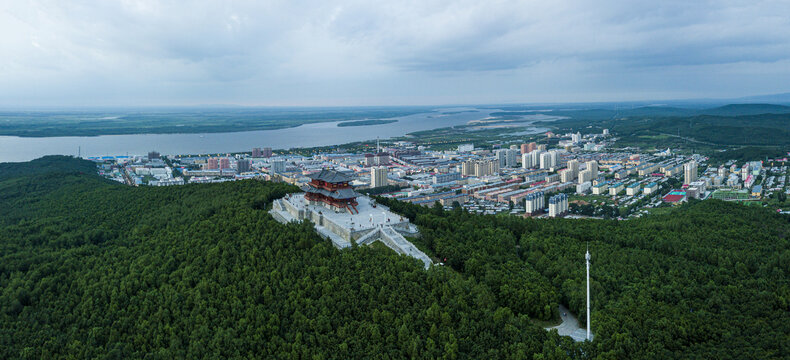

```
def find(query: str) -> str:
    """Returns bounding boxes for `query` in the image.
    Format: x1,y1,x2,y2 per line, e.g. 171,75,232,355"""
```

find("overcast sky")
1,0,789,106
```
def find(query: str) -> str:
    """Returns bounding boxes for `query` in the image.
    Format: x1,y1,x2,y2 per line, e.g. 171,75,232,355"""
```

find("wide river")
0,108,554,162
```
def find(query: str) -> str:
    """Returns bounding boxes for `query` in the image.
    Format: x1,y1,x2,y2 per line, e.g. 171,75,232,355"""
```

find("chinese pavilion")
301,169,360,214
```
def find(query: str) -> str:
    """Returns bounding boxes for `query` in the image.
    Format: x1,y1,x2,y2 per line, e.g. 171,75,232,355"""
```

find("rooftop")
300,184,359,199
308,169,353,183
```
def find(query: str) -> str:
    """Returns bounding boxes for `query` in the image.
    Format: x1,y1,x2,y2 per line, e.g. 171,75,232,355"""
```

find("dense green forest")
1,156,573,359
707,147,788,165
377,198,790,359
2,156,788,358
613,113,790,146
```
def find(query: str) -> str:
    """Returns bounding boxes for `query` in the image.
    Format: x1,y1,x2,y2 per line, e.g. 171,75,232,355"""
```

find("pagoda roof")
301,184,359,200
308,169,353,183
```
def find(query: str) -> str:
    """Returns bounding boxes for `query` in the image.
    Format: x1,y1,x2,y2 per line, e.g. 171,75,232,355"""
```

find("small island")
336,119,398,127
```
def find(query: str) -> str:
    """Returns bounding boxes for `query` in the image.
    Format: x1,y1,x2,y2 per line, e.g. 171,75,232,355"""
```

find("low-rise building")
592,182,609,195
609,182,625,195
576,181,592,194
751,185,763,198
643,182,658,195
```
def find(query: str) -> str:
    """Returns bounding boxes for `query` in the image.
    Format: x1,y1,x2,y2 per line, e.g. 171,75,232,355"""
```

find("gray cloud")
1,0,789,106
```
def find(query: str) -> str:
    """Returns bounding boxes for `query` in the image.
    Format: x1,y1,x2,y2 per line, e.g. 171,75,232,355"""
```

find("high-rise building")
252,147,262,158
471,159,499,177
506,149,519,168
520,143,528,154
496,149,508,168
522,153,533,169
603,129,610,135
560,168,575,182
528,150,541,168
525,191,545,215
219,158,231,169
567,159,580,177
272,160,286,174
237,159,251,173
578,169,593,184
147,151,161,160
493,149,519,168
462,160,475,176
540,151,557,169
371,166,388,188
548,193,568,217
206,158,219,170
474,162,489,177
527,142,537,153
488,159,500,175
364,154,375,166
571,132,582,144
585,160,598,178
374,152,390,166
684,161,698,185
262,147,273,158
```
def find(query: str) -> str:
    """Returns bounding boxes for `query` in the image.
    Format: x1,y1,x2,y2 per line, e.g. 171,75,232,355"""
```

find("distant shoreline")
336,119,398,127
0,108,426,138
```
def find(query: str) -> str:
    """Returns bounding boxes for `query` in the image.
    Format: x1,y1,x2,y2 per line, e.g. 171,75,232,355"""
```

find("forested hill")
0,157,572,359
700,103,790,116
1,157,789,359
0,155,97,181
376,197,790,359
534,103,790,147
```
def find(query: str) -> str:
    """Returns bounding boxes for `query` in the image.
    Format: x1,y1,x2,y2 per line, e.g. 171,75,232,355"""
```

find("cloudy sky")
1,0,789,106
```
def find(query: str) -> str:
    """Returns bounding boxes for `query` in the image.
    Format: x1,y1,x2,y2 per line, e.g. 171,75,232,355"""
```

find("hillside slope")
0,157,562,359
2,157,788,359
378,197,790,359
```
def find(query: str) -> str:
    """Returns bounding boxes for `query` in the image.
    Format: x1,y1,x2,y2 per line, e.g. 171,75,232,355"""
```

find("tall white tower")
586,247,592,341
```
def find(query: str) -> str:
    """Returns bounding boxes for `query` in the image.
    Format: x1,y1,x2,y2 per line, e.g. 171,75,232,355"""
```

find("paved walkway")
545,305,591,342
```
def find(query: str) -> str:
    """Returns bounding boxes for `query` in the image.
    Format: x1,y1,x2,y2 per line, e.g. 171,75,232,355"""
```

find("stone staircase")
379,226,432,269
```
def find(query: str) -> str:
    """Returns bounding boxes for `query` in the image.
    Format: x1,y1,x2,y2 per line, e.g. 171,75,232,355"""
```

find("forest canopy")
1,156,788,359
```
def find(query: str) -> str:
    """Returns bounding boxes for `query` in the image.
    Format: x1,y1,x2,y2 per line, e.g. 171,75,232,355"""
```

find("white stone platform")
270,193,433,269
545,305,593,342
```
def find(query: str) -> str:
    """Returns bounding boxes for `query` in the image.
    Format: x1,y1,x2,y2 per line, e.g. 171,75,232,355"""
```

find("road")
656,132,719,146
545,305,591,342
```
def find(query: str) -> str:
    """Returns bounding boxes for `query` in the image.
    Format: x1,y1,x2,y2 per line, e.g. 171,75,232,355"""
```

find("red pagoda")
301,169,360,214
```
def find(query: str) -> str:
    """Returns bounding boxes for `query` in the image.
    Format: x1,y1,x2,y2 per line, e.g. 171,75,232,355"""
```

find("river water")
0,108,553,162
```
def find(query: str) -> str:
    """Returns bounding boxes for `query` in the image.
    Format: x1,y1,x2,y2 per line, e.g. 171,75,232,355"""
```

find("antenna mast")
586,244,592,341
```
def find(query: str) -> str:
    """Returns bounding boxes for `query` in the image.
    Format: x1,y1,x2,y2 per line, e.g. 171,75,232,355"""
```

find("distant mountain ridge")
530,103,790,121
625,103,790,117
734,92,790,104
699,103,790,116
